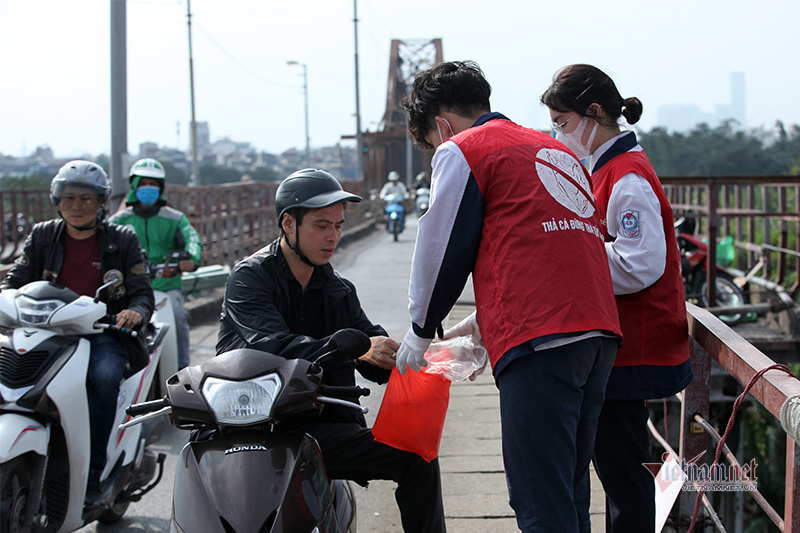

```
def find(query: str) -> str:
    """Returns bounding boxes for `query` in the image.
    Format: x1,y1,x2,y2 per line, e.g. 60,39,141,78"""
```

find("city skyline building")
657,72,746,132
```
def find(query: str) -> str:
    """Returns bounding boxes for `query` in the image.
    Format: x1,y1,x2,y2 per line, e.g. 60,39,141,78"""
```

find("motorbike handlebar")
95,317,139,337
319,385,371,399
127,397,169,417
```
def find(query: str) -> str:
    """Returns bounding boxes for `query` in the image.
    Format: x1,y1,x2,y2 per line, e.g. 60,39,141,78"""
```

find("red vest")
592,150,690,367
453,120,622,367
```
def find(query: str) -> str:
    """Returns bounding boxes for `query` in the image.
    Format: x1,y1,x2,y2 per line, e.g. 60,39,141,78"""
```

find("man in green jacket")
110,158,201,369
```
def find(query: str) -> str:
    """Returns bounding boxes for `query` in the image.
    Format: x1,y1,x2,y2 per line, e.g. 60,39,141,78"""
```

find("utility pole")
287,61,310,167
187,0,200,186
353,0,363,181
110,0,128,208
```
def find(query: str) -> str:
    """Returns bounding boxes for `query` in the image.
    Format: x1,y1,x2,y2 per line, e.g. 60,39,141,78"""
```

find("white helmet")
388,171,400,182
129,158,166,182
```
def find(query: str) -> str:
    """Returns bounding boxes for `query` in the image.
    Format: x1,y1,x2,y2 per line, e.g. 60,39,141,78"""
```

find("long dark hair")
541,64,642,128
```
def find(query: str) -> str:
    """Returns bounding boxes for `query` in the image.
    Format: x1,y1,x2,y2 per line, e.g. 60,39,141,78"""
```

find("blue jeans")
496,336,617,533
87,333,127,472
167,289,191,369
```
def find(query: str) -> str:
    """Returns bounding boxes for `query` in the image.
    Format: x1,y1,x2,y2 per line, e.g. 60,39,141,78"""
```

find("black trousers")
297,421,447,533
592,399,655,533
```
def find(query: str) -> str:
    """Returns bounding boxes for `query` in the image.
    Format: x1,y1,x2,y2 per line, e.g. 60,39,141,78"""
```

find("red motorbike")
674,216,747,326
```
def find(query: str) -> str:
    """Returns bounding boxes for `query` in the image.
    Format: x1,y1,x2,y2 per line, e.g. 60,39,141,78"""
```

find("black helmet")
275,168,361,222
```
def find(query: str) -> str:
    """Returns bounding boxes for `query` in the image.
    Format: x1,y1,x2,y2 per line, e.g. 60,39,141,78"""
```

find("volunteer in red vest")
398,60,622,533
542,64,693,533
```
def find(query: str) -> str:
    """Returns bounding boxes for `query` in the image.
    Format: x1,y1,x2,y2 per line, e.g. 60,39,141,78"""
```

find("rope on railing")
691,413,784,529
688,363,797,532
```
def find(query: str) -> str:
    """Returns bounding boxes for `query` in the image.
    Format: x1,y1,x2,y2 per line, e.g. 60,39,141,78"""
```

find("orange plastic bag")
372,367,451,462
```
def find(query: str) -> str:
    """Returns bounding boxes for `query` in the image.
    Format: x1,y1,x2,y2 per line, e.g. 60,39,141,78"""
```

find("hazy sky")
1,0,798,159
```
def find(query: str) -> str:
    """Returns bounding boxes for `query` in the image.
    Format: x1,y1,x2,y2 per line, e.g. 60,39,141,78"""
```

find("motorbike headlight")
201,374,283,426
16,296,65,325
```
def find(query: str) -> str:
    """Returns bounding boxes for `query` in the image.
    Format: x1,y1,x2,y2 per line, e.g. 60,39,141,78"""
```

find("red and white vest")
453,120,622,368
592,150,690,368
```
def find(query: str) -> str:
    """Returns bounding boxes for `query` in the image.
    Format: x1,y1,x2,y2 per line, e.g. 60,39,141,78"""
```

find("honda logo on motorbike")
225,444,268,455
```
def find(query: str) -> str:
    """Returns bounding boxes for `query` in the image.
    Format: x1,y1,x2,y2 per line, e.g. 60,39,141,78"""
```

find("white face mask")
556,115,597,160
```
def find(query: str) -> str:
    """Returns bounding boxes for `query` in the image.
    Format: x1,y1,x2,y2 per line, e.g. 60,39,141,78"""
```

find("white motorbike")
146,250,187,394
0,271,167,532
415,186,430,217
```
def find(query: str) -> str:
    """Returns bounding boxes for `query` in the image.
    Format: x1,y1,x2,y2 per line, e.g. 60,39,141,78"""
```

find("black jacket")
217,239,390,425
1,219,155,374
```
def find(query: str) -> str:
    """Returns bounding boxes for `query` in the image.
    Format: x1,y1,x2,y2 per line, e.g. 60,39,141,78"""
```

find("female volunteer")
541,64,693,533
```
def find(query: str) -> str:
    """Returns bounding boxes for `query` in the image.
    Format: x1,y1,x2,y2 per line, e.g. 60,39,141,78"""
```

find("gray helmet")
50,160,110,206
275,168,361,222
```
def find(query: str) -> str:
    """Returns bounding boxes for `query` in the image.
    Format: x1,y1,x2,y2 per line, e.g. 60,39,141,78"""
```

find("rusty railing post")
787,437,800,533
706,181,719,307
678,331,711,527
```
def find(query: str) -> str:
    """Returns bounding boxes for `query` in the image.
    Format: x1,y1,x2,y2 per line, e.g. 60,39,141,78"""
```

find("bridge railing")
653,303,800,532
0,180,381,269
662,176,800,303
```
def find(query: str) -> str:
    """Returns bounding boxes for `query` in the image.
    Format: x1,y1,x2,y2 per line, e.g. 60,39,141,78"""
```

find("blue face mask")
135,185,160,206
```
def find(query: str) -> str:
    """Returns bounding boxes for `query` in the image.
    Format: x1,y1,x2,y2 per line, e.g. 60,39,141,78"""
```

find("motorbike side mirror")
95,269,123,301
313,328,371,368
103,269,123,287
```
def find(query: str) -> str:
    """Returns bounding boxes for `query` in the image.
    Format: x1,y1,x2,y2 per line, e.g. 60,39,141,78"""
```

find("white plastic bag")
423,334,488,382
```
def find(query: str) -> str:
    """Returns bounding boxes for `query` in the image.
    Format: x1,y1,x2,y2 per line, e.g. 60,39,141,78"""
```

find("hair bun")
621,97,643,125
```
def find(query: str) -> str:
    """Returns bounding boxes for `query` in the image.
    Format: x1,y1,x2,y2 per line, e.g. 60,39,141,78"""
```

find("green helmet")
127,158,167,206
128,158,166,184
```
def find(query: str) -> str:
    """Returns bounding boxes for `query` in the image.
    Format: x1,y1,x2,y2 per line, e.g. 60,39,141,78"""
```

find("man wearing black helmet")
1,160,154,506
217,168,446,532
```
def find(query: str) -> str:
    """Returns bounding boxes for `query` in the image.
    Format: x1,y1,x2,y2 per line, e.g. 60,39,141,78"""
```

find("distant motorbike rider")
380,171,408,232
1,160,154,505
110,157,202,370
414,171,432,216
415,171,431,191
379,170,409,200
216,168,446,532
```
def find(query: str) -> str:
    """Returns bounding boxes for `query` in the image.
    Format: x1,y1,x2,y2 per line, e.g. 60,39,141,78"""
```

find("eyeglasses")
59,194,98,208
551,114,575,135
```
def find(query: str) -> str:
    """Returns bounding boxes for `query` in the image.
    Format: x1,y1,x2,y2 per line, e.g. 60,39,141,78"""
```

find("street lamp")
287,61,310,167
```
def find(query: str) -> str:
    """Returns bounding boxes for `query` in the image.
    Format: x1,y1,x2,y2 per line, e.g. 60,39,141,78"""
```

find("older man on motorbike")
216,168,446,533
1,160,154,506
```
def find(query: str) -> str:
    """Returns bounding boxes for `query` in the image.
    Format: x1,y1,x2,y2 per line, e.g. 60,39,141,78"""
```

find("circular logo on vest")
535,148,595,218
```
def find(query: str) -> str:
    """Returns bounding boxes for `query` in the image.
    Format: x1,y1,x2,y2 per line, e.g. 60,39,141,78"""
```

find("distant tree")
191,164,278,184
162,162,189,185
787,157,800,176
0,172,51,190
248,167,280,182
764,121,800,175
197,164,242,185
640,121,800,177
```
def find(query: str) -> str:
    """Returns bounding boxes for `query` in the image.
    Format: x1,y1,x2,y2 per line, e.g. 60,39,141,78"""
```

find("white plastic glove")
468,357,488,382
395,328,433,375
442,310,481,342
